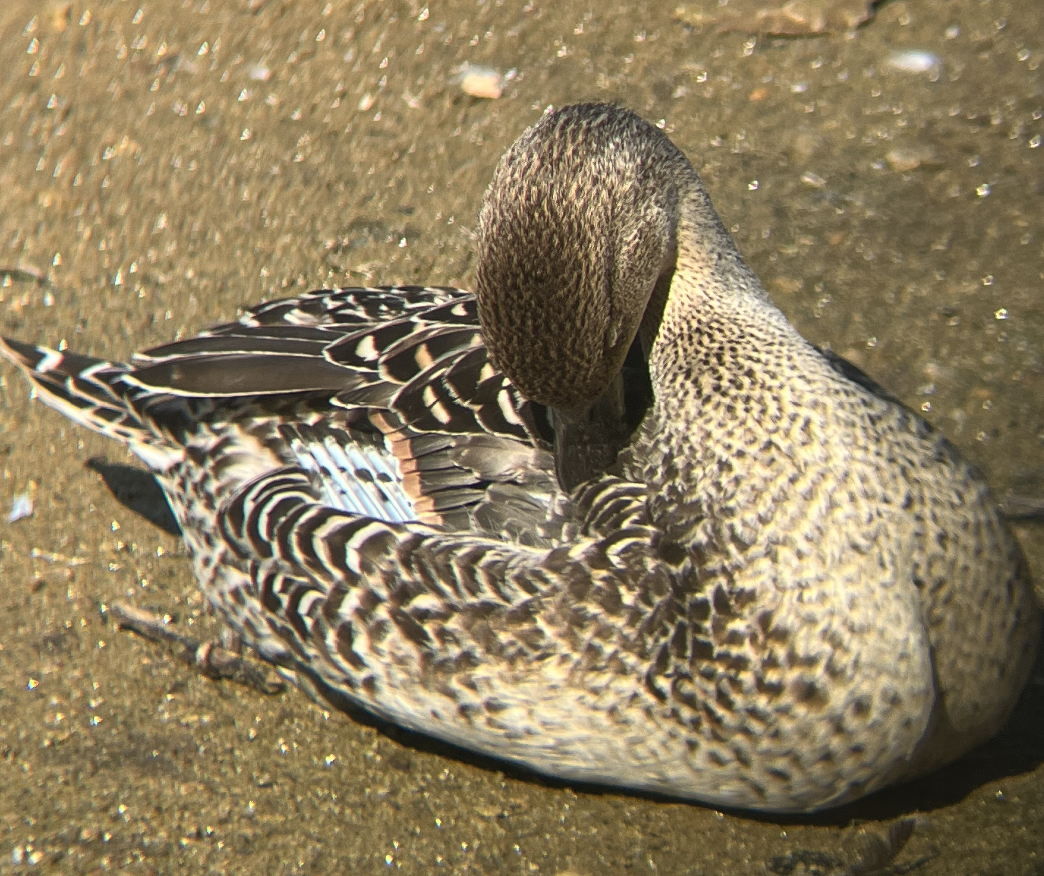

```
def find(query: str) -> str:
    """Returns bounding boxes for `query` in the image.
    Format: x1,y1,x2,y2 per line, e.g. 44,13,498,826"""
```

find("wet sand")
1,0,1043,873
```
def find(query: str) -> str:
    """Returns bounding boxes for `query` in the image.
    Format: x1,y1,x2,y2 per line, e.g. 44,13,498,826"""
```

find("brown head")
476,103,692,411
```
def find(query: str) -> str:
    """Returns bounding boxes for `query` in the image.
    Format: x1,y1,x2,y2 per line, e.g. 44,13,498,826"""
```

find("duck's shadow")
87,457,181,536
88,457,1044,825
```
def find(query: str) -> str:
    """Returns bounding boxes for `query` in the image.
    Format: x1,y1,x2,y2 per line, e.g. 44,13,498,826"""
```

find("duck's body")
1,104,1037,813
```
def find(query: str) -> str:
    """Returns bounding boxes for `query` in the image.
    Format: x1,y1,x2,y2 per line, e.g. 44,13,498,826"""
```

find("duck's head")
476,103,691,414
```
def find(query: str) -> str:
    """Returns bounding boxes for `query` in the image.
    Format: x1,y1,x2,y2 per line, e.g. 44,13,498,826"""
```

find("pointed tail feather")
0,337,152,448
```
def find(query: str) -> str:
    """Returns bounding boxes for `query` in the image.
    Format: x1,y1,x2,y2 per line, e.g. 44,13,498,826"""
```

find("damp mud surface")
1,1,1043,873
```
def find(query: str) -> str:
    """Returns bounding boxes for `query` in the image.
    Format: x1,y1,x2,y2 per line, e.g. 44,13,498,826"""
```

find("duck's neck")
654,180,768,324
645,177,791,367
631,177,804,491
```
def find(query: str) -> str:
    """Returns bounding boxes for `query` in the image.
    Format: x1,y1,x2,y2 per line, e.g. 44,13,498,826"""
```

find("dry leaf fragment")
675,0,876,36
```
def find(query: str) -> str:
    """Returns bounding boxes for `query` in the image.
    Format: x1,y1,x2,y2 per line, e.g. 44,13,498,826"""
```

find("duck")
1,103,1038,813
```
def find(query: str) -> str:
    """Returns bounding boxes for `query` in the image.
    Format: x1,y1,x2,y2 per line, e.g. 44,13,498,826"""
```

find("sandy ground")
0,0,1042,873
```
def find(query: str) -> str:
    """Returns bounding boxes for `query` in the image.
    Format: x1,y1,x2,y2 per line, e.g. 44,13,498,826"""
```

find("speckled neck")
643,177,781,363
629,178,822,525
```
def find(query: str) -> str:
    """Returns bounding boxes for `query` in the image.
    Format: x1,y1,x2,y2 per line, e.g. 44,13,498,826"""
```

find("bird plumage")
1,104,1038,813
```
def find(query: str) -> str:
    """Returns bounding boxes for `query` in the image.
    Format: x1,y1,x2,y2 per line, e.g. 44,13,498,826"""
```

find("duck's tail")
0,338,173,466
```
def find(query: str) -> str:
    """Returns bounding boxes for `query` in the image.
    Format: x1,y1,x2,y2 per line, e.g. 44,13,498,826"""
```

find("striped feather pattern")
1,286,679,794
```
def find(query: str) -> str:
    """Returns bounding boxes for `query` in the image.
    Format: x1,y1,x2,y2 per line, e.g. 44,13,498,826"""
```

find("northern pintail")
1,103,1038,812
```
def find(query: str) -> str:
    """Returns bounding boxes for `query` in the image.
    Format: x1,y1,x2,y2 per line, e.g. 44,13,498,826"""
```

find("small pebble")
8,491,34,523
885,50,940,73
841,817,917,875
456,64,505,99
885,145,940,172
